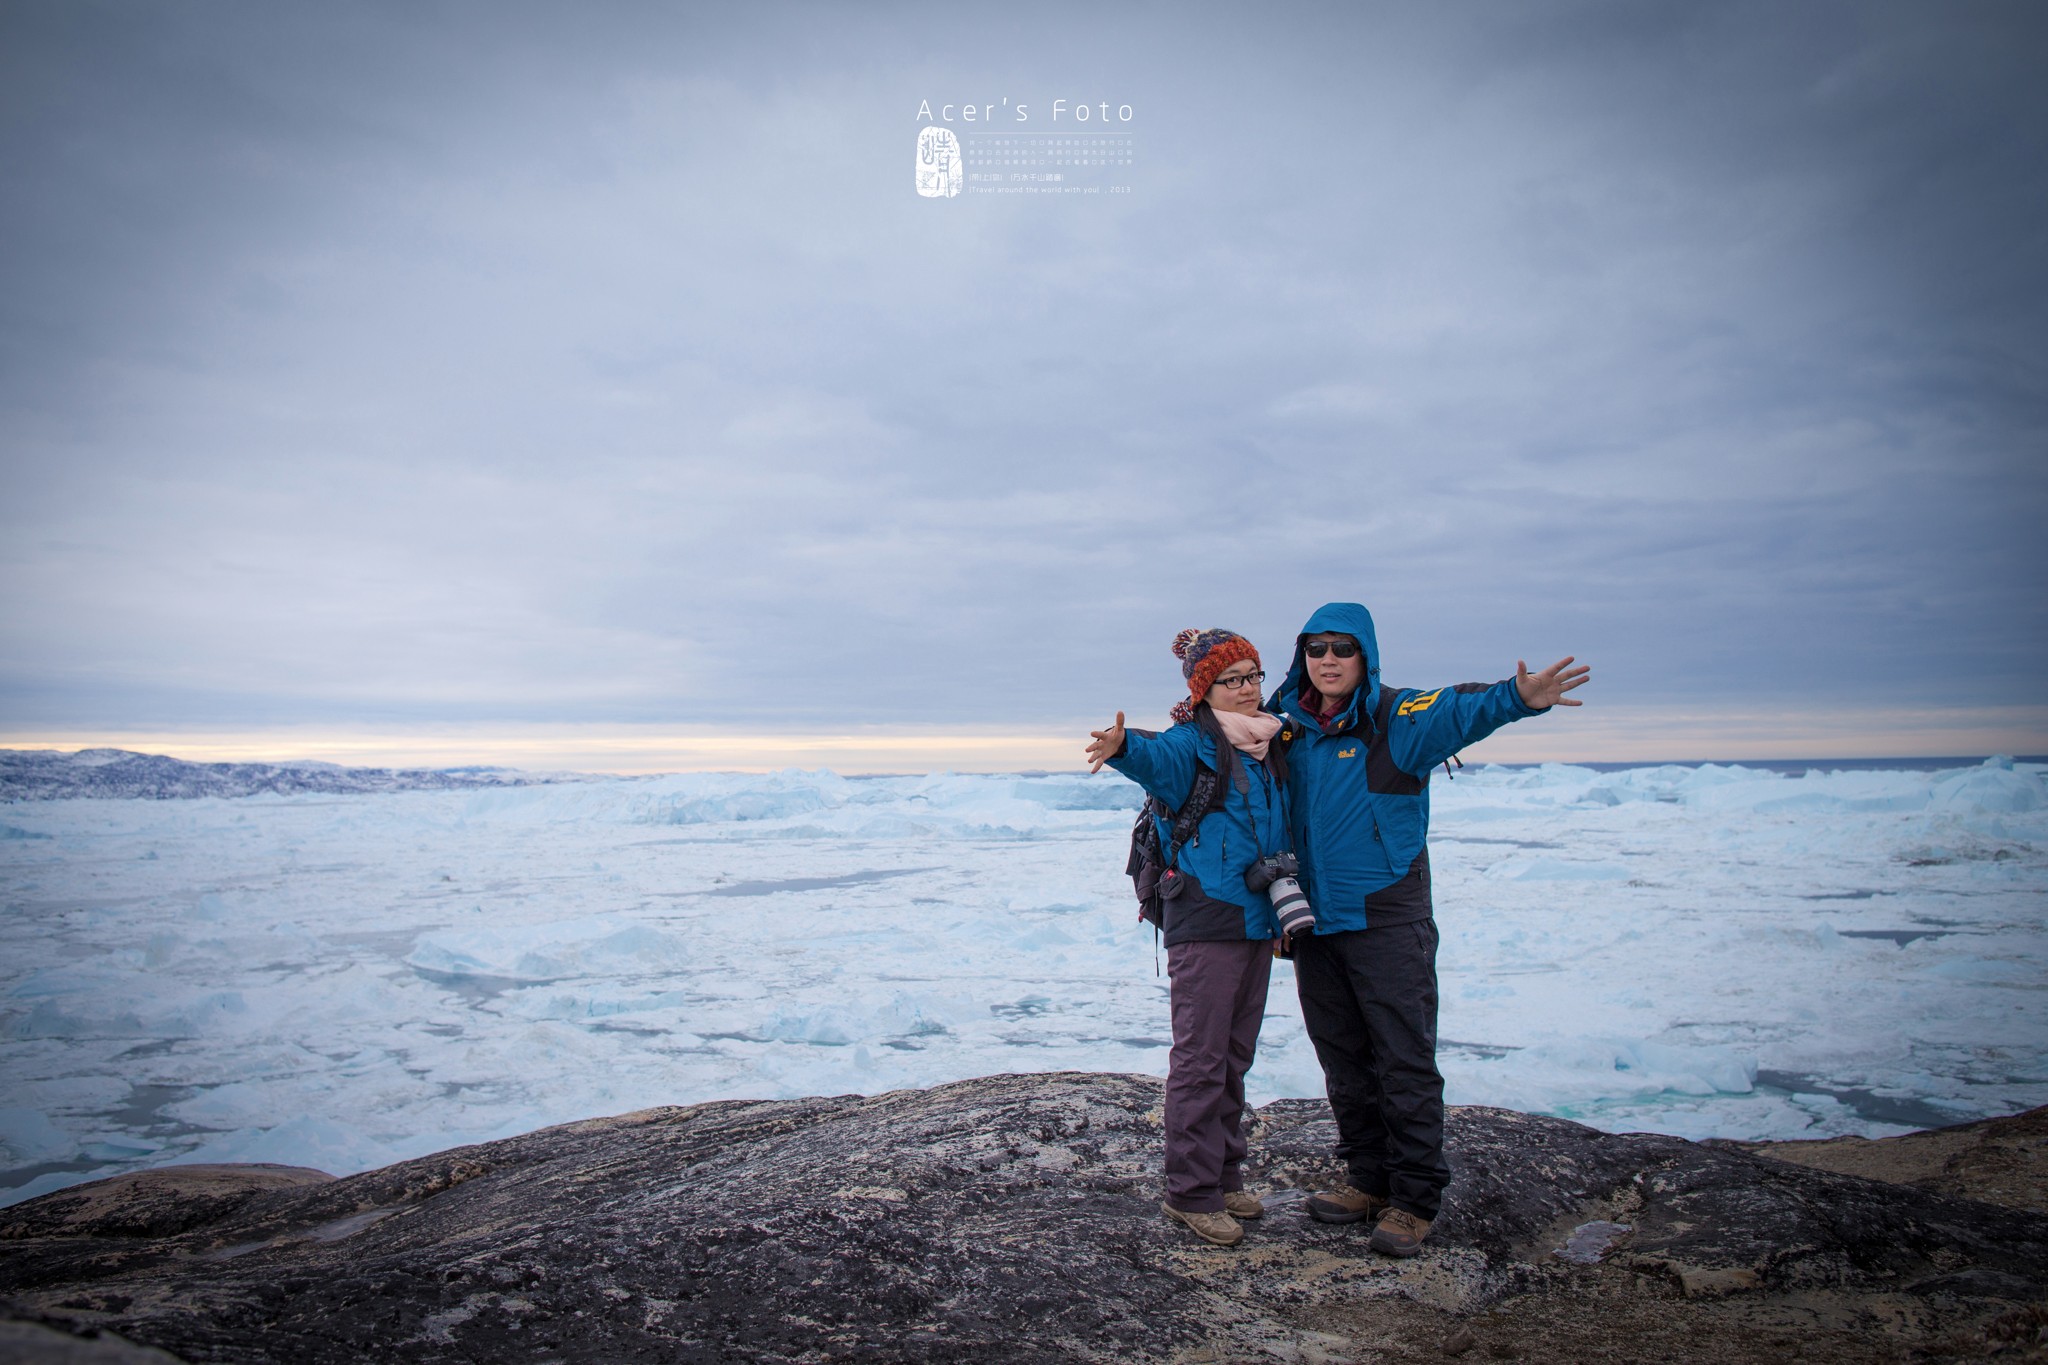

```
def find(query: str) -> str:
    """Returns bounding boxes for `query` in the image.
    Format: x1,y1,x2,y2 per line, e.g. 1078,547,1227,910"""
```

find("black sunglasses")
1304,640,1360,659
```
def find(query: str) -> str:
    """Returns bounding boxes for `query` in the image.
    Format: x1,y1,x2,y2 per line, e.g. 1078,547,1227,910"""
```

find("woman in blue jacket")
1084,627,1298,1248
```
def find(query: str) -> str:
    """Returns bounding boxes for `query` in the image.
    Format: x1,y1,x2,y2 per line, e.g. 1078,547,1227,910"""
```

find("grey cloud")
1,1,2042,739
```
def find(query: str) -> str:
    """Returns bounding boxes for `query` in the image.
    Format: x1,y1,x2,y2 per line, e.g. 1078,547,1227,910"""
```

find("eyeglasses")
1212,670,1266,690
1304,641,1359,659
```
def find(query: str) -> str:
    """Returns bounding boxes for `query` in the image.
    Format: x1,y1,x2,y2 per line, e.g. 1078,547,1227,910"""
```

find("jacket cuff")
1104,727,1144,772
1506,678,1548,716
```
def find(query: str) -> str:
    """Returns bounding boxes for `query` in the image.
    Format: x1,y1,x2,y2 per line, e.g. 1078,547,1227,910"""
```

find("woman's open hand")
1085,711,1127,773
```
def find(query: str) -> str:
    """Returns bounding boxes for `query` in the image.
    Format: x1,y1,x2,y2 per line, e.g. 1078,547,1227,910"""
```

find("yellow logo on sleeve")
1397,689,1442,717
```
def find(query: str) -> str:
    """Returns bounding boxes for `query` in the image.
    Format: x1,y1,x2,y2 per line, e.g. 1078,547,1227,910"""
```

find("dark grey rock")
1,1074,2042,1364
0,1166,337,1244
0,1320,186,1363
1737,1102,2048,1213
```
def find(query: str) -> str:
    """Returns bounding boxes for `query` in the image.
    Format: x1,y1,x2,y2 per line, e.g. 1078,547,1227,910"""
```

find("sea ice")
2,758,2044,1203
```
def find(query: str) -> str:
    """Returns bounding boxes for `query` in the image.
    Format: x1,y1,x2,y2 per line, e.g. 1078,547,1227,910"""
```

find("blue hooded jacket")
1108,707,1292,945
1267,602,1546,932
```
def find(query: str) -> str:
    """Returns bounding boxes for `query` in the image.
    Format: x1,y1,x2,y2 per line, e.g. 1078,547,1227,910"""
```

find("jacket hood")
1272,602,1382,727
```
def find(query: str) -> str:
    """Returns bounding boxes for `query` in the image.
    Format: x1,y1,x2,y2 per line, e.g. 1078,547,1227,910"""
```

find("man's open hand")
1515,658,1590,710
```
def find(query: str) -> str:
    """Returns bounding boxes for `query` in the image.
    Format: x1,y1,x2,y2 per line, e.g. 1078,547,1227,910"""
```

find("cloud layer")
2,1,2042,752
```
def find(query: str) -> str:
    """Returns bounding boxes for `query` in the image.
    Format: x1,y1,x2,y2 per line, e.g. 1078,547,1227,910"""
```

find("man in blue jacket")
1268,602,1588,1257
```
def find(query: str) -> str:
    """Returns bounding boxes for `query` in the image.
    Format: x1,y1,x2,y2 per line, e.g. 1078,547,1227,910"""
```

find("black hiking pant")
1292,919,1450,1220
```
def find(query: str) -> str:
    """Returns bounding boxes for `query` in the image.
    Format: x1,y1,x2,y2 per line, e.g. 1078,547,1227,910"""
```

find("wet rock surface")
1,1074,2043,1363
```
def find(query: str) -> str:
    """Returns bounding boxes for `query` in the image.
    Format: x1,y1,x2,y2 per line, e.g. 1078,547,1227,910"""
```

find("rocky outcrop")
1740,1104,2048,1215
2,1074,2043,1364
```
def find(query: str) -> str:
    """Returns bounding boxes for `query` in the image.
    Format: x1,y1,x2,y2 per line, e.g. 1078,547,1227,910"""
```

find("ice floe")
2,757,2043,1202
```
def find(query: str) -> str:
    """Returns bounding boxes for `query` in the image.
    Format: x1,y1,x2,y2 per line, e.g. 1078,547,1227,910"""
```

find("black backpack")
1125,762,1227,931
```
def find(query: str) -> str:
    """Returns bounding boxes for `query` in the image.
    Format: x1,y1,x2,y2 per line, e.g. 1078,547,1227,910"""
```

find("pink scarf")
1212,708,1282,762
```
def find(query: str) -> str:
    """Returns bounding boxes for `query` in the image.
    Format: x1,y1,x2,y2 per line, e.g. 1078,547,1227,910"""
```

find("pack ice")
3,758,2043,1207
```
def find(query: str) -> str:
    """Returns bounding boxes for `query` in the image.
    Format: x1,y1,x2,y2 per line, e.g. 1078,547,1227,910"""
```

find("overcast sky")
2,1,2043,767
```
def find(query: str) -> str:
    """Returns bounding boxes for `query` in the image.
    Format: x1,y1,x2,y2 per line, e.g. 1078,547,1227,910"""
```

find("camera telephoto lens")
1244,853,1315,943
1266,875,1315,942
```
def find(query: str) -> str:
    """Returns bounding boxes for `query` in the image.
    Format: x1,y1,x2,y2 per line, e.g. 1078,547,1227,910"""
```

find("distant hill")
0,748,563,801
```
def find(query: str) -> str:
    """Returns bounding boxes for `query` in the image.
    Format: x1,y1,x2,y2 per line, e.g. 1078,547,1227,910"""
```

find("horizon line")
12,749,2040,779
4,715,2046,778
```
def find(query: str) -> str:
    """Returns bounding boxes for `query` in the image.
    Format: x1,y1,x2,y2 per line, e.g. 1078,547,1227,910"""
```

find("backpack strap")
1162,764,1221,868
1126,728,1232,936
1130,708,1235,913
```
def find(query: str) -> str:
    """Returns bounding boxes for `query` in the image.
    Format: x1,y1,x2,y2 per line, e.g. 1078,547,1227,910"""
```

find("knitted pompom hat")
1169,627,1261,724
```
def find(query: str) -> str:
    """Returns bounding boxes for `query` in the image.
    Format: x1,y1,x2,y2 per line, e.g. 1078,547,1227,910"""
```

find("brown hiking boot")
1222,1191,1264,1220
1163,1202,1243,1246
1369,1206,1432,1257
1305,1183,1389,1225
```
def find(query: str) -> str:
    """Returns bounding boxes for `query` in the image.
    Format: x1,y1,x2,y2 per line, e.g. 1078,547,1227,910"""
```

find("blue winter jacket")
1108,708,1292,945
1268,602,1547,933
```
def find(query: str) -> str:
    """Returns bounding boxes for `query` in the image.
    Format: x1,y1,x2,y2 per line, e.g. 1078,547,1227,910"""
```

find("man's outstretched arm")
1389,656,1591,775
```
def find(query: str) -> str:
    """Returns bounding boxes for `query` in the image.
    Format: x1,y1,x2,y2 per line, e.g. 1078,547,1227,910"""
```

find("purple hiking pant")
1163,937,1274,1213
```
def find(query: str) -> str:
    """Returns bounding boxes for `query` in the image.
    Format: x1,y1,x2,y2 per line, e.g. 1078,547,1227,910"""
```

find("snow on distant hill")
0,748,566,801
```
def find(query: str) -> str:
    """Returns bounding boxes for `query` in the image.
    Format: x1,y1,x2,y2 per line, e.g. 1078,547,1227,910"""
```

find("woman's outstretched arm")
1092,715,1201,810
